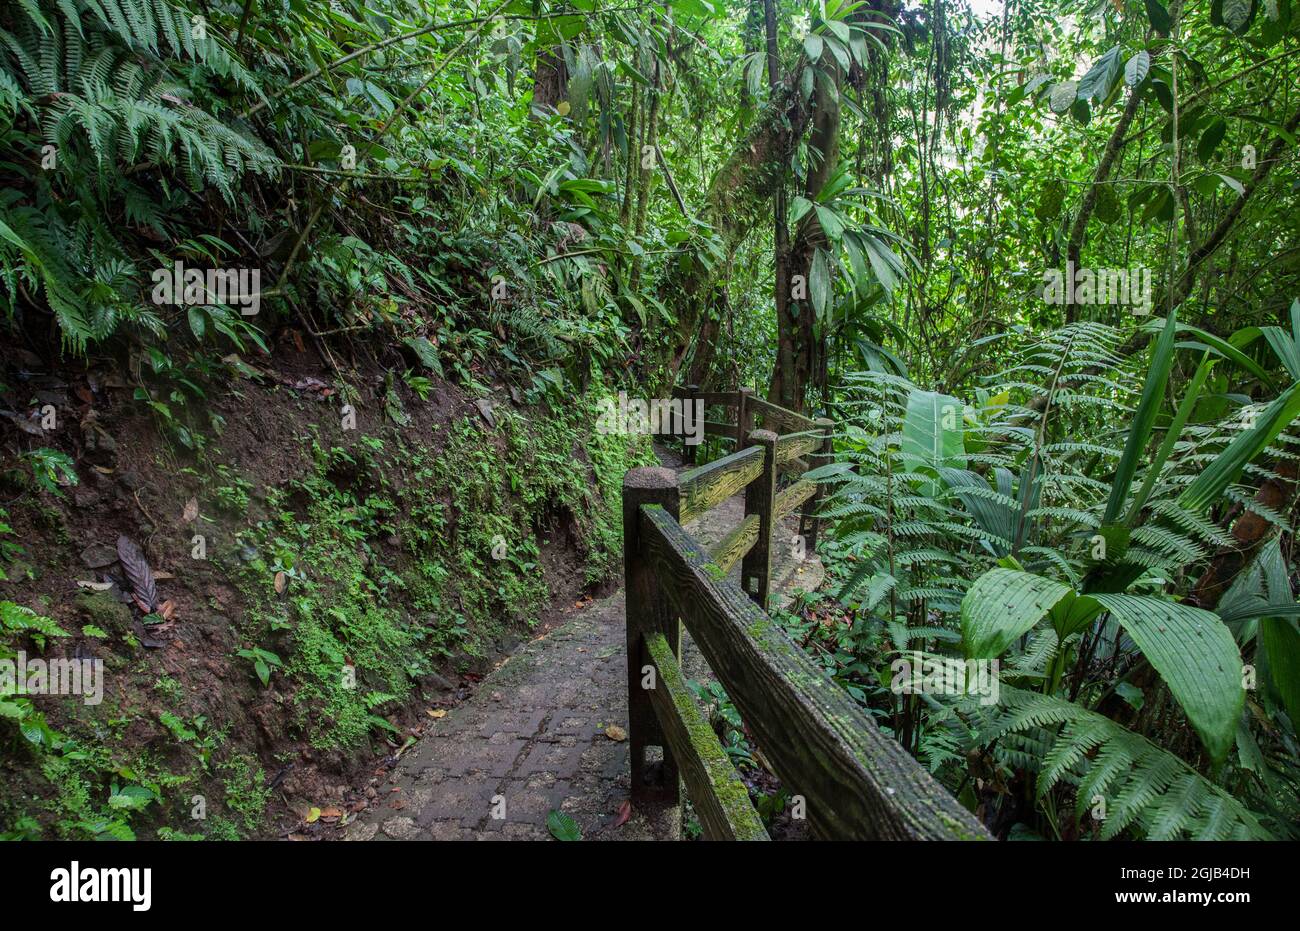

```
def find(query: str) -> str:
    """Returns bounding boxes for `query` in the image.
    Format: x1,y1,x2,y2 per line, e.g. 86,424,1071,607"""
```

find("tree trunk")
532,48,567,114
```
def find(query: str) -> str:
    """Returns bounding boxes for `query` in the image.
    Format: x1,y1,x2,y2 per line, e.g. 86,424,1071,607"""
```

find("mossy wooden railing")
623,388,990,841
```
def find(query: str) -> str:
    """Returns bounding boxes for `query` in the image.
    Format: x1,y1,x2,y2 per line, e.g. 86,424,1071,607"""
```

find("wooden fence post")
735,387,754,449
682,383,700,465
740,429,778,609
622,467,682,820
801,417,834,554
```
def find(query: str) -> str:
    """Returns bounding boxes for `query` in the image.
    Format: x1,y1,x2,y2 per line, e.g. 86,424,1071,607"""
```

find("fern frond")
974,688,1271,840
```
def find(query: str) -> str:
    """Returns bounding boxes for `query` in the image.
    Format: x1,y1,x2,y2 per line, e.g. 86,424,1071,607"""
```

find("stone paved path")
343,468,823,841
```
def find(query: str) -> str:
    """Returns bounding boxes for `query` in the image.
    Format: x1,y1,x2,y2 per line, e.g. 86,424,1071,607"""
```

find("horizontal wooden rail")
702,419,735,438
774,429,823,465
678,445,764,524
638,503,991,840
671,387,739,408
748,395,816,434
707,513,761,575
643,632,769,840
774,479,816,522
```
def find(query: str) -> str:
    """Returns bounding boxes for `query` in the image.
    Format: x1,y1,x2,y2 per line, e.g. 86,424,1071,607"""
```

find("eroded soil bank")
0,343,653,840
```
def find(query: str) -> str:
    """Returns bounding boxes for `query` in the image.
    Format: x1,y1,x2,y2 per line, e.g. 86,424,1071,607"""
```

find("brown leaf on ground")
274,571,287,594
614,799,632,828
182,497,198,523
605,724,627,742
116,535,158,612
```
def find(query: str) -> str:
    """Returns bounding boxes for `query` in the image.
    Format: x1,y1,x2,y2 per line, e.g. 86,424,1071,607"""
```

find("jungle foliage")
1,0,1298,840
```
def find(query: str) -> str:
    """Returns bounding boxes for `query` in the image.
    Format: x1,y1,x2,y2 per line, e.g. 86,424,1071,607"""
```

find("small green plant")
403,369,434,401
1,600,69,651
16,448,78,496
213,465,253,512
236,647,282,687
218,754,272,835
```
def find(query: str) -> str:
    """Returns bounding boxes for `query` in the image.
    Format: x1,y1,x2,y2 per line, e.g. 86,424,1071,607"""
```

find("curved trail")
343,461,823,841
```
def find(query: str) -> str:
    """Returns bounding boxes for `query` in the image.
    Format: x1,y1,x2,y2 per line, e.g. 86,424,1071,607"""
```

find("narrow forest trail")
341,455,824,841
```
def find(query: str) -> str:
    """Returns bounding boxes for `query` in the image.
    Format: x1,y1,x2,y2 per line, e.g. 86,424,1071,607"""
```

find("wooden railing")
623,387,990,841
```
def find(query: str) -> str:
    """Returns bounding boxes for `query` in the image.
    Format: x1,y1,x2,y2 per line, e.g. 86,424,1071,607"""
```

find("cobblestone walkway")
343,480,823,841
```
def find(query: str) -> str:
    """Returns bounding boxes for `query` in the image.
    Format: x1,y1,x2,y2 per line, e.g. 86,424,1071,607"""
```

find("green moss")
646,633,767,839
73,590,133,635
219,754,272,835
2,386,657,840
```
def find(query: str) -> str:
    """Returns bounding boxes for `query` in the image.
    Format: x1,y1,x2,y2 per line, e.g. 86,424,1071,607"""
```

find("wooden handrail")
678,444,765,525
634,502,991,841
642,632,769,840
707,513,760,574
774,478,816,522
748,395,816,433
774,429,823,465
623,389,988,840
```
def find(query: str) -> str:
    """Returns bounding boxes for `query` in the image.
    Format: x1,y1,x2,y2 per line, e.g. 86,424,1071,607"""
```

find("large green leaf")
1221,0,1253,32
1178,380,1300,512
1104,311,1177,525
1093,594,1244,765
1159,318,1275,386
901,389,966,488
1124,50,1150,87
1077,45,1124,104
1259,325,1300,380
961,568,1072,659
1125,351,1214,525
939,467,1015,554
1145,0,1173,34
1260,617,1300,730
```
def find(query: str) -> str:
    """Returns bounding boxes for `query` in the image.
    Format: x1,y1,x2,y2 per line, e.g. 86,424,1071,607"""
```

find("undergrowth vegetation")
1,0,1297,844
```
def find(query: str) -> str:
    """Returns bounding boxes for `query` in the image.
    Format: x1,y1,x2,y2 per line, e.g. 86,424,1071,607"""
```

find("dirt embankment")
0,340,639,840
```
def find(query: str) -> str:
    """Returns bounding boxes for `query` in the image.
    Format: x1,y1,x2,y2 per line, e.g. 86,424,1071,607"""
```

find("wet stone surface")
344,462,822,841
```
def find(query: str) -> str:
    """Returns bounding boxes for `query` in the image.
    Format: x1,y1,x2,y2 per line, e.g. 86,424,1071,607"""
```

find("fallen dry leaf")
426,709,447,719
117,535,158,612
274,571,287,594
614,799,632,828
76,580,114,591
605,724,627,742
318,806,343,821
182,497,198,523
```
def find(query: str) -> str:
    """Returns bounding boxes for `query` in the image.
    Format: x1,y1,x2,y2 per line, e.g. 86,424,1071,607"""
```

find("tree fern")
965,688,1271,840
